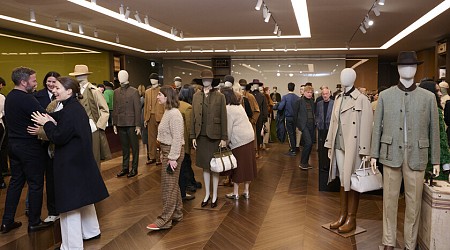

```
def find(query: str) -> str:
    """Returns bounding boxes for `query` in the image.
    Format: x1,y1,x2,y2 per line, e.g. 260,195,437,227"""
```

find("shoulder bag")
350,159,383,193
210,147,237,173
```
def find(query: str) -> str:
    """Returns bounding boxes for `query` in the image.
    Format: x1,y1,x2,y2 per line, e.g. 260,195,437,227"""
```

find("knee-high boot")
338,190,360,233
330,187,348,229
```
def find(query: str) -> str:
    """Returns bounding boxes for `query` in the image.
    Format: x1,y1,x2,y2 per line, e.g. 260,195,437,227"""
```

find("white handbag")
210,147,237,173
350,159,383,193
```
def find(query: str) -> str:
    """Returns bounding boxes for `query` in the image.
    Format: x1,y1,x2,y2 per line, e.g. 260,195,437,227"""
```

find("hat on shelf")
392,51,423,65
249,79,264,86
69,65,92,76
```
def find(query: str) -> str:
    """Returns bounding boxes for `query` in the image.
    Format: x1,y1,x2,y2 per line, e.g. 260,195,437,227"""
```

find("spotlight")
263,5,268,18
171,27,175,35
255,0,263,10
54,18,60,28
119,4,124,15
67,21,72,31
116,34,120,43
180,31,184,39
134,11,142,23
94,28,98,37
273,24,279,34
277,29,281,37
144,15,149,25
78,23,84,34
359,24,366,34
264,12,271,23
378,0,385,5
363,16,370,28
373,6,380,16
30,9,36,22
124,7,131,19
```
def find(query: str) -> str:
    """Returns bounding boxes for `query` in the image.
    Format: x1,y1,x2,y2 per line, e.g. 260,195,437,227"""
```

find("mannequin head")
394,51,423,88
149,73,159,88
75,74,88,82
340,68,356,88
224,75,234,88
273,87,278,93
440,81,449,95
118,70,129,84
174,76,182,88
69,65,91,83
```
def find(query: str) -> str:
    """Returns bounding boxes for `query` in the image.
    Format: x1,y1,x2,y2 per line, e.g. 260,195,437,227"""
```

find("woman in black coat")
31,77,109,249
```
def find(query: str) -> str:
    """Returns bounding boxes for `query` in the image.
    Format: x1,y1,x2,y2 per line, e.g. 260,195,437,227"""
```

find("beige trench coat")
324,89,373,191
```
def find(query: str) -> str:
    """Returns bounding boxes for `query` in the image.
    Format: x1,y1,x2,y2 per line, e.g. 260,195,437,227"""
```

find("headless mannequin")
114,70,141,135
328,68,369,233
370,65,439,175
192,79,226,205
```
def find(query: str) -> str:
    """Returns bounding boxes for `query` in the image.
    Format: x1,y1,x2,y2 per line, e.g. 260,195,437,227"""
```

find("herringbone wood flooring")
0,141,407,250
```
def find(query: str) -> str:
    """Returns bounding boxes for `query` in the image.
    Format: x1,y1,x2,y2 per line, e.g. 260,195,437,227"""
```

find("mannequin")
250,79,268,155
144,73,164,165
191,70,227,208
173,76,182,92
69,65,109,169
324,68,373,233
439,81,450,109
113,70,141,178
370,51,440,250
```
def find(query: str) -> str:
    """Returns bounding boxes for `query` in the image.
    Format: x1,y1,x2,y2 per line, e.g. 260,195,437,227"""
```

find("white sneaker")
44,215,60,222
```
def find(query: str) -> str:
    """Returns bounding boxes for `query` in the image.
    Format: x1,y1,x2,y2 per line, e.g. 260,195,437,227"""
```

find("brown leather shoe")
330,187,348,229
338,190,360,233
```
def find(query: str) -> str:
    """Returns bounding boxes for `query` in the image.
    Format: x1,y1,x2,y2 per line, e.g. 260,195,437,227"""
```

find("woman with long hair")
147,85,185,230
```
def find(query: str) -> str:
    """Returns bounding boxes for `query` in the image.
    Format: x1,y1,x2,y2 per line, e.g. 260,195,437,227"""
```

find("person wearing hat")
172,76,182,92
102,80,114,126
190,69,227,208
370,51,440,250
113,70,141,178
249,79,268,156
439,81,450,109
239,79,260,156
69,64,110,169
144,73,165,165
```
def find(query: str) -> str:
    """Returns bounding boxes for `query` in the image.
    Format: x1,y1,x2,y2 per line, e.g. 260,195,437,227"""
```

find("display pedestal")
321,223,366,238
418,180,450,250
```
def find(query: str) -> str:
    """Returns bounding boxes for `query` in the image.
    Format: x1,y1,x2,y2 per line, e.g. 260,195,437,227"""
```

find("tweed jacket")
79,81,109,130
243,91,260,125
315,99,334,130
190,90,228,141
324,88,373,191
144,86,165,122
178,101,192,154
371,85,440,170
112,85,141,127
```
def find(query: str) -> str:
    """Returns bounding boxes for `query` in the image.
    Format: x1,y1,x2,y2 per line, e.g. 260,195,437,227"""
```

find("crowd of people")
0,51,448,250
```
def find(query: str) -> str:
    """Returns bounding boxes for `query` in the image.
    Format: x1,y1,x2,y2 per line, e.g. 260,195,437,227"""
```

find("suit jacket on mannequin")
112,85,141,127
144,87,164,123
79,81,109,130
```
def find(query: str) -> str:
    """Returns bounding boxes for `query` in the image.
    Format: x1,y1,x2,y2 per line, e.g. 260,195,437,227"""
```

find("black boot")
117,169,129,177
127,169,137,178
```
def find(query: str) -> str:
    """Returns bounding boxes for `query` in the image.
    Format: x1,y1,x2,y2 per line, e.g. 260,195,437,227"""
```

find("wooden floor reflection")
0,141,407,250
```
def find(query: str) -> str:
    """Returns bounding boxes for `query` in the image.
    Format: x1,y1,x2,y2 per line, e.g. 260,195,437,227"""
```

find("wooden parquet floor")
0,141,408,250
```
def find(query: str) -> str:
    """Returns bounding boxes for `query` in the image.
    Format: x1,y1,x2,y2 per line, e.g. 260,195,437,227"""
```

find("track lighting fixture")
94,28,98,37
116,34,120,43
67,21,72,31
124,7,131,19
277,29,281,37
378,0,385,6
180,31,184,39
134,11,142,23
262,5,268,19
78,23,84,34
273,24,279,34
359,24,366,34
255,0,263,10
144,15,149,25
363,16,370,28
119,4,124,15
54,18,60,28
373,6,380,16
30,9,36,22
264,11,271,23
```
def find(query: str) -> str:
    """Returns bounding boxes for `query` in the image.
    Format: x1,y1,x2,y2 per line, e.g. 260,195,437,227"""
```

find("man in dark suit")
295,85,315,170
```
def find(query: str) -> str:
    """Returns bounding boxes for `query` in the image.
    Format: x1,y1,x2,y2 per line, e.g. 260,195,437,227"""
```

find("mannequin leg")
243,182,250,198
202,170,210,202
338,190,360,233
330,187,348,229
233,182,239,196
212,172,219,203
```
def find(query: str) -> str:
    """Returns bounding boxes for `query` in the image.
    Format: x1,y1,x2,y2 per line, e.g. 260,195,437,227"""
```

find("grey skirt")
195,135,220,170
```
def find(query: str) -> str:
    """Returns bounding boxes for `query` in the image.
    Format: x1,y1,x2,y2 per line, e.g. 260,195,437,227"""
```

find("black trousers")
45,156,57,216
285,117,296,151
118,126,140,171
318,129,330,172
0,124,9,174
179,153,196,198
3,140,46,226
300,122,315,165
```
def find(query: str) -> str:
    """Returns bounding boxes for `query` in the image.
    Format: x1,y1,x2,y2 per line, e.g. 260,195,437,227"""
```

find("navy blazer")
34,89,52,109
315,99,334,130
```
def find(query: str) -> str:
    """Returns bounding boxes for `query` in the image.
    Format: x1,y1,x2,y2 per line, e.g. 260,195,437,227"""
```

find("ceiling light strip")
0,14,148,53
67,0,179,41
381,0,450,49
290,0,311,37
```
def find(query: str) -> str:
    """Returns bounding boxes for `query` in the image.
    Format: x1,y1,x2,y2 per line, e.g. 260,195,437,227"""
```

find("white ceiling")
1,0,450,59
